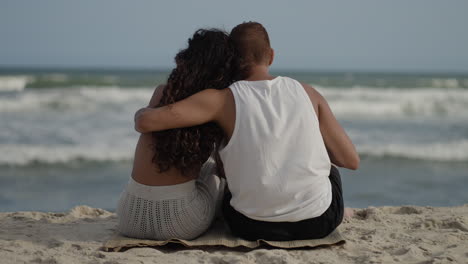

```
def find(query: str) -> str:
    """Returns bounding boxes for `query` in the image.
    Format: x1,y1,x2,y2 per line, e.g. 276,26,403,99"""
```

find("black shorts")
222,166,344,241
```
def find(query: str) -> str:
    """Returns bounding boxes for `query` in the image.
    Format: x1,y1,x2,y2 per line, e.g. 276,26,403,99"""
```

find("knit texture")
116,159,223,240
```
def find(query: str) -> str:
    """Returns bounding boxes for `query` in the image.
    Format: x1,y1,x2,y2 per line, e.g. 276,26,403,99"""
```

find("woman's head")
152,29,238,176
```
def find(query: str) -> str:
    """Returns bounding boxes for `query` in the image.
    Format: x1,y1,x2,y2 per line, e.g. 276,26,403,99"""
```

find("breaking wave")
358,140,468,162
1,139,467,166
0,76,33,92
317,86,468,119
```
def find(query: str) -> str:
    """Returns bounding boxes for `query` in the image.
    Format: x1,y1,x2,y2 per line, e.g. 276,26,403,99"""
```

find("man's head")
230,22,273,78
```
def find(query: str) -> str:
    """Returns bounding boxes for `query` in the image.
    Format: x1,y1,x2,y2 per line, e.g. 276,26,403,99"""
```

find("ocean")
1,68,467,212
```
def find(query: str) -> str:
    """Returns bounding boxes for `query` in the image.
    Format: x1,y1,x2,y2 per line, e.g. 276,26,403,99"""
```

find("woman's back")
132,134,196,185
131,86,197,186
119,86,223,240
117,28,237,240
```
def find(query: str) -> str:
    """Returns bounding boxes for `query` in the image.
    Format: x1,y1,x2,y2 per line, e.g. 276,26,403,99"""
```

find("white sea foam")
316,86,468,119
358,140,468,162
430,78,459,88
78,86,152,103
0,76,33,92
1,85,468,165
0,86,152,112
2,86,468,120
0,143,134,166
1,139,467,166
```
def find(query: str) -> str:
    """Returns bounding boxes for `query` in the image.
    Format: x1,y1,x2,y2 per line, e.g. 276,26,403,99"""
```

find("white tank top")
219,76,332,222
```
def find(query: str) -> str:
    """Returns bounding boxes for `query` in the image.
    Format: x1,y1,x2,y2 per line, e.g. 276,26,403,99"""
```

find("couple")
116,22,359,241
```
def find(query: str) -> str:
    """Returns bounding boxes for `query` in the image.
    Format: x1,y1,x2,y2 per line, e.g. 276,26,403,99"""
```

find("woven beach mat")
103,220,345,252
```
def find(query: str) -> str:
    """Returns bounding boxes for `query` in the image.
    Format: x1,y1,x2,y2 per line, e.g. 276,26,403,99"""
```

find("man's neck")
244,65,275,81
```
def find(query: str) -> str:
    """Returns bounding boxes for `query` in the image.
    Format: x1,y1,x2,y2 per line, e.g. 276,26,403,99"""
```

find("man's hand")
134,107,150,124
133,85,165,133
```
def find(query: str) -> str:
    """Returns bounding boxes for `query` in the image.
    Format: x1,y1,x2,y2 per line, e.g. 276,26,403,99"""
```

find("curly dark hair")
152,29,238,177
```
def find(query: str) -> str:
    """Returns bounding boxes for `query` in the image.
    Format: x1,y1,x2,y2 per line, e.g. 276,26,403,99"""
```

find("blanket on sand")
103,219,345,251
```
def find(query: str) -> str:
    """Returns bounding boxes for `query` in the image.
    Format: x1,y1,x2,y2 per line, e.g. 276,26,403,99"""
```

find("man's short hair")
230,22,271,77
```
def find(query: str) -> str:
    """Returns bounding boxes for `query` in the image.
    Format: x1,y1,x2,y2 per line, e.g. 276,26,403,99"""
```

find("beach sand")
1,205,467,264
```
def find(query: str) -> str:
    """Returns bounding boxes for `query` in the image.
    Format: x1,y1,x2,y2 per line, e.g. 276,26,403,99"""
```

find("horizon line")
0,65,467,76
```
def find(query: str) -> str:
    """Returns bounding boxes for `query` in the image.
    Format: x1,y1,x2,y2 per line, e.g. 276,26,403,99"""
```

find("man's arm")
302,83,360,170
134,88,225,133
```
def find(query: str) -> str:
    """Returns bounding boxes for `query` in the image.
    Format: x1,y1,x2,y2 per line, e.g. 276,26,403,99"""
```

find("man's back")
218,76,332,222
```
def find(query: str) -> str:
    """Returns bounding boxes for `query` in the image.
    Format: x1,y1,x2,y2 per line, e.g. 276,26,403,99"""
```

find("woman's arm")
302,83,360,170
134,88,225,133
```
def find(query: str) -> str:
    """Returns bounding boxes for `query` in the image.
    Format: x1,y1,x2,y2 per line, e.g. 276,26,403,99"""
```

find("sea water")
0,69,467,212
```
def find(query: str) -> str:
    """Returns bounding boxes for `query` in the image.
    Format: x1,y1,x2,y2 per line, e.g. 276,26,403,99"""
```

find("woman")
116,29,238,240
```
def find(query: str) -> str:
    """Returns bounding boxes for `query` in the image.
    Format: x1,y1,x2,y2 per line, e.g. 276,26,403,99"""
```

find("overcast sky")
1,0,467,72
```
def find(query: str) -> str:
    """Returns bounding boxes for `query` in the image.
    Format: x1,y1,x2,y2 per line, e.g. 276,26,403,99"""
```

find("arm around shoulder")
135,88,226,133
133,84,165,132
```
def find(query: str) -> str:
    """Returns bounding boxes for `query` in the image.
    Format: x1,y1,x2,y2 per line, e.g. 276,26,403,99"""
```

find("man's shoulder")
277,76,305,88
279,75,297,82
292,79,317,94
276,77,324,107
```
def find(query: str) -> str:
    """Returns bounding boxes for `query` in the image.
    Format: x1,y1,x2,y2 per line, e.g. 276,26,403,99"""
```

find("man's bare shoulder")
300,82,320,96
300,82,325,105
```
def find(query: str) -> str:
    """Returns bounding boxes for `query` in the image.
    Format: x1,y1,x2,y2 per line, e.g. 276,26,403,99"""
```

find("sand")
1,205,467,264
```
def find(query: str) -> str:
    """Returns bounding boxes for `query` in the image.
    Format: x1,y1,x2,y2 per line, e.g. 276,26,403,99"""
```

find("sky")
1,0,468,72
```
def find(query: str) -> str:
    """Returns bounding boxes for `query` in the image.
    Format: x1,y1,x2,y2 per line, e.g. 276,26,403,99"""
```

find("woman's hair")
152,29,238,177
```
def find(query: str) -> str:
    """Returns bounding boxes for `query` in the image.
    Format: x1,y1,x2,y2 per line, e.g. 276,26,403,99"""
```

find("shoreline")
1,205,467,264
